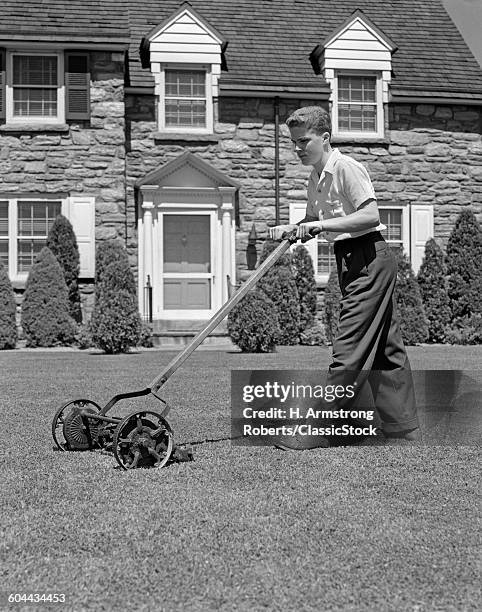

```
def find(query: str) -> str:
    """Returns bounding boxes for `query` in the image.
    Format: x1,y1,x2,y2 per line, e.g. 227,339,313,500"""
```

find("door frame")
156,205,222,319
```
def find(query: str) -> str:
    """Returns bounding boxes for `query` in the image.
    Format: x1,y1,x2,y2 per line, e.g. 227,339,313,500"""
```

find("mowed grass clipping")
0,347,481,612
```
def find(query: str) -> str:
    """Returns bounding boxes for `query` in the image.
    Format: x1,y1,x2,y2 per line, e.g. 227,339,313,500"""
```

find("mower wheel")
113,410,174,470
52,399,101,451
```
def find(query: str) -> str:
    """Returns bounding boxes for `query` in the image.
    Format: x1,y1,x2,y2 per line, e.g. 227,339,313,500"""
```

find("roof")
127,0,482,97
0,1,130,45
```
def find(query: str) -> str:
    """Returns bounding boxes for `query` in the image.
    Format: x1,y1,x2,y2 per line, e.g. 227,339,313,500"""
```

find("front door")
161,212,214,312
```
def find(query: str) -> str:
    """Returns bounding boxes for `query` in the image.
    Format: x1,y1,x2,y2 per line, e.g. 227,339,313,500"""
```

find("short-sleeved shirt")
306,148,386,242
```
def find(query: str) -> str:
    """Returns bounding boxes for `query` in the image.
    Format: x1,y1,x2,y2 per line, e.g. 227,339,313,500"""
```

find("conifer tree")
227,289,280,352
417,238,451,342
0,262,17,349
321,268,342,345
394,250,429,345
21,247,76,347
292,244,317,332
257,240,301,344
89,242,141,353
445,208,482,319
47,214,82,323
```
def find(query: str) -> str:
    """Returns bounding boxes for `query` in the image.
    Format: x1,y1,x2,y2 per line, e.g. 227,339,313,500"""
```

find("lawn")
0,346,480,611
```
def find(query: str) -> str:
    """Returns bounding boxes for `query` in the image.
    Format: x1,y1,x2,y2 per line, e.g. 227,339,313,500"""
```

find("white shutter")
410,204,434,274
68,196,95,277
289,202,317,274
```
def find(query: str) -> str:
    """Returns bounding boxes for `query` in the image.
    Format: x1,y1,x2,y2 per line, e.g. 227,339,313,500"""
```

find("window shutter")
289,202,318,273
410,204,434,275
68,195,95,277
65,52,90,120
0,48,5,119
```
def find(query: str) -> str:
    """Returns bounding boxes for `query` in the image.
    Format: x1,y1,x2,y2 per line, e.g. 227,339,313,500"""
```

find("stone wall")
0,51,126,321
127,97,482,283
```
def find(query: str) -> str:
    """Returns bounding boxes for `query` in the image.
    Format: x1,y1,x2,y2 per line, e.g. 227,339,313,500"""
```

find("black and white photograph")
1,1,481,610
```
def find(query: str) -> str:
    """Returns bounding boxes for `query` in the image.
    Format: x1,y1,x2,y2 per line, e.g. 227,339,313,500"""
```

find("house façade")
0,0,481,337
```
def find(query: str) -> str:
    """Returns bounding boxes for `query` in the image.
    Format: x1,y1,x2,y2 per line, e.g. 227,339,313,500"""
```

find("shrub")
257,238,292,268
227,289,280,352
445,314,482,345
417,238,452,343
46,214,82,323
258,266,301,345
292,244,317,332
446,208,482,320
321,268,342,345
75,323,93,350
257,240,301,345
138,322,154,348
299,322,327,346
394,250,429,345
0,262,17,349
90,250,141,354
21,247,76,347
95,240,136,299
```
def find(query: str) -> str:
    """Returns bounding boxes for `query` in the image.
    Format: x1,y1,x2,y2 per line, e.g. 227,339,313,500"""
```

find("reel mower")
51,228,318,469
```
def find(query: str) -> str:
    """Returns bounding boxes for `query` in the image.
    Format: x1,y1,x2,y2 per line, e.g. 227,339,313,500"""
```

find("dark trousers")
328,231,419,434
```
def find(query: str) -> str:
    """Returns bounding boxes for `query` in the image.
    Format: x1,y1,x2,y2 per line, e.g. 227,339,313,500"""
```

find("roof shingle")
127,0,482,96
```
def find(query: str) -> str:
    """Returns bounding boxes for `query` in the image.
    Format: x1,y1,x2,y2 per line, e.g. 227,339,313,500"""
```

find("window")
0,197,65,280
165,69,206,128
7,52,64,123
379,207,404,253
333,72,384,138
317,240,336,277
159,65,213,132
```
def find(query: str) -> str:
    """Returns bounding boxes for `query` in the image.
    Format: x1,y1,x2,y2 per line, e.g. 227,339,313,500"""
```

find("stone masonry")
127,96,482,284
0,52,126,320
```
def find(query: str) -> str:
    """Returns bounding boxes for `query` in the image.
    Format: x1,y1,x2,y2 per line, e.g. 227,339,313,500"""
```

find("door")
161,213,214,311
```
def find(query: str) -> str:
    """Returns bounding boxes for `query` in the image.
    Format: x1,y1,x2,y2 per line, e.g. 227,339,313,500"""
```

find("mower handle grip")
281,226,323,243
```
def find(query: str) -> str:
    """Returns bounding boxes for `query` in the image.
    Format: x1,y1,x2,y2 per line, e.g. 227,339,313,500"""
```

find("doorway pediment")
135,151,240,190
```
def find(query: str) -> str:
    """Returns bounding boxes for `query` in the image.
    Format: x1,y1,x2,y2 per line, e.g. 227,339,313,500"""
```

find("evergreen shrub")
227,289,280,352
21,247,76,347
394,250,429,345
445,314,482,345
257,240,300,345
46,214,82,323
292,244,317,332
321,268,342,345
417,238,452,343
0,262,17,349
90,246,141,354
445,209,482,320
299,322,327,346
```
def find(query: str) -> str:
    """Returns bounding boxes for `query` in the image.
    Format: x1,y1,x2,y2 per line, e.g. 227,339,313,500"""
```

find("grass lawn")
1,346,480,611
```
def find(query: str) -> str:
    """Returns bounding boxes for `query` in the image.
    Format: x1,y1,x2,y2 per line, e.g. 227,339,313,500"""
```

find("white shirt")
306,148,386,242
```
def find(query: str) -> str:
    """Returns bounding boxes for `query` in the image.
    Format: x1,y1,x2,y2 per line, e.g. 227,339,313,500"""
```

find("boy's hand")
268,224,297,241
296,221,323,240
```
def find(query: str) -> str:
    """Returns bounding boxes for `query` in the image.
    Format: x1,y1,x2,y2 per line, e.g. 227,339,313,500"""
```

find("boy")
268,106,420,447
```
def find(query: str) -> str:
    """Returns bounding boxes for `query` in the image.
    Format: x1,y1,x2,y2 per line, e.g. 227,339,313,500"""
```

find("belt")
333,231,385,254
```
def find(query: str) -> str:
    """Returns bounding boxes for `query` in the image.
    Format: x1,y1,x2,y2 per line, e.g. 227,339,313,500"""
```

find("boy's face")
289,125,329,166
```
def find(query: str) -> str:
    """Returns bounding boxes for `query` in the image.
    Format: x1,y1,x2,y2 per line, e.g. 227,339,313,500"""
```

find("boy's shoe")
274,433,330,451
385,427,422,442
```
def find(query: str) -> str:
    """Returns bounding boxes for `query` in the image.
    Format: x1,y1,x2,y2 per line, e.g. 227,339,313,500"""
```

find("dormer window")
311,10,396,140
143,2,224,135
333,72,384,137
161,66,212,131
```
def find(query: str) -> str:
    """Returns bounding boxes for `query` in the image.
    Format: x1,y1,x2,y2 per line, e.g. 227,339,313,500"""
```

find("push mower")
51,228,318,469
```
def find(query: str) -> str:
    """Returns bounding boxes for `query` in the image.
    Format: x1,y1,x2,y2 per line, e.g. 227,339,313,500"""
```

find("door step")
152,331,235,348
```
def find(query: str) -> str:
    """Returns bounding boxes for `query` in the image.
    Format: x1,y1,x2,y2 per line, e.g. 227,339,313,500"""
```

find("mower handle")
148,226,322,394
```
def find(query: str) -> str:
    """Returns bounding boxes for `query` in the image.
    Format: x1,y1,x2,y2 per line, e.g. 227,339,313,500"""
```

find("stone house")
1,1,481,342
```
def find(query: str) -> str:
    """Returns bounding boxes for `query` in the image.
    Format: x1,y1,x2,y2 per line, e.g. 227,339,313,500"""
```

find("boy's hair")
285,106,331,136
